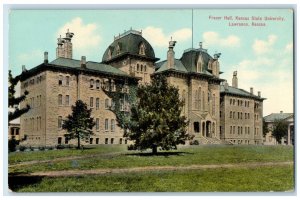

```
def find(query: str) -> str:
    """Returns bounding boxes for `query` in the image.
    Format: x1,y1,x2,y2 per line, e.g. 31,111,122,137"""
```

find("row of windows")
254,127,260,135
254,114,260,121
27,95,42,109
57,137,128,145
58,94,70,106
229,98,250,107
58,75,70,86
229,126,250,135
24,116,42,131
229,111,251,120
23,75,43,88
95,118,116,132
10,127,20,136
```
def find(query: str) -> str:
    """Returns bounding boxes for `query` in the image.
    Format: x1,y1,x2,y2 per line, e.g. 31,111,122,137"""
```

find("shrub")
8,137,18,152
190,140,199,145
38,146,45,151
29,146,34,151
19,146,26,152
127,144,136,151
56,144,65,150
47,146,54,150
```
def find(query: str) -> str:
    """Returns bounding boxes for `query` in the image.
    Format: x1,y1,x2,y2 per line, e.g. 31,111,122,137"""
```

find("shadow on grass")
8,174,45,192
125,151,194,157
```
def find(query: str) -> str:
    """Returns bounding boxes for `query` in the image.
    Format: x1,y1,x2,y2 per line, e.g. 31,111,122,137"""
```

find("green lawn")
8,145,294,192
14,165,294,192
9,145,293,174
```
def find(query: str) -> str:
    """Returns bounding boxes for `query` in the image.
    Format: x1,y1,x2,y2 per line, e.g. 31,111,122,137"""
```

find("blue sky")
9,9,294,115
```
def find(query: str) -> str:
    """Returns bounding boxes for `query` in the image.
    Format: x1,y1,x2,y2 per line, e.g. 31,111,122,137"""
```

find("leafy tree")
123,75,191,154
272,119,288,144
8,70,30,122
62,100,95,149
262,119,269,137
8,136,18,152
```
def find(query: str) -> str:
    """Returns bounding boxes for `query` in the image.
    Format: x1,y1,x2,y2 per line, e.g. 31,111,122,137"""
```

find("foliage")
272,119,289,143
8,136,18,152
124,75,191,153
262,119,269,137
18,146,26,152
62,100,95,149
8,70,30,122
190,140,199,145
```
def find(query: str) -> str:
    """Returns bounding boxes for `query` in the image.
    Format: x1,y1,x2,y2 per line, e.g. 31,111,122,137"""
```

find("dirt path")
12,161,293,177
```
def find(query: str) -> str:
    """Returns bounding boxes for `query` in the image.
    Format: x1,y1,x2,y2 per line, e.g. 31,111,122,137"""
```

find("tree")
8,70,30,122
124,75,191,154
272,119,288,144
262,119,269,137
62,100,95,149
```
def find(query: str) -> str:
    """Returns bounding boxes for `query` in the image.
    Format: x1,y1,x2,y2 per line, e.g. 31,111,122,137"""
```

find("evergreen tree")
8,70,30,122
62,100,95,149
124,75,191,154
272,119,288,143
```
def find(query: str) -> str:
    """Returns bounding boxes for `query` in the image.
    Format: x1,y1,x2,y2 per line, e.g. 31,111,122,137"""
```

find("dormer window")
196,55,203,73
108,49,112,59
116,44,121,55
139,43,146,55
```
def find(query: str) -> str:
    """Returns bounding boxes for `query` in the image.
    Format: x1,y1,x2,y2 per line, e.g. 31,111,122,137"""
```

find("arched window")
66,76,70,86
96,98,100,109
198,88,201,111
111,119,115,132
139,43,146,55
105,99,110,109
144,65,147,72
96,80,100,89
137,64,140,71
58,75,63,85
212,94,216,115
90,79,94,88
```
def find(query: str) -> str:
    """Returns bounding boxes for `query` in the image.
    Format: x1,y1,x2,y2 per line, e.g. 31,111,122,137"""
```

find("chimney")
258,91,261,97
232,71,238,88
250,87,253,94
167,38,176,69
81,56,86,68
199,42,203,49
44,52,48,64
224,81,229,91
22,65,27,72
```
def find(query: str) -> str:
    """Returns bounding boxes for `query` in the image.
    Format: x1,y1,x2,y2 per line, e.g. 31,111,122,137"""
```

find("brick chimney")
167,38,176,69
258,91,261,97
250,87,253,94
56,29,74,59
232,71,238,88
81,56,86,68
44,52,48,64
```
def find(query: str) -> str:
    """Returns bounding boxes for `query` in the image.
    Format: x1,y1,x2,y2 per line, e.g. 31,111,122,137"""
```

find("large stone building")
18,29,265,147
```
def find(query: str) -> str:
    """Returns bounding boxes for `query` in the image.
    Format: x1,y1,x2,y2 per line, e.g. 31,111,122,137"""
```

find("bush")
56,144,65,149
47,146,54,150
190,140,199,145
38,146,45,151
8,137,18,152
29,146,34,151
19,146,26,152
127,144,136,151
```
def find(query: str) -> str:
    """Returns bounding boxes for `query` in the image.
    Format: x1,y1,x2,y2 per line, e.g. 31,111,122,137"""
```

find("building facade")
18,29,265,147
263,112,294,145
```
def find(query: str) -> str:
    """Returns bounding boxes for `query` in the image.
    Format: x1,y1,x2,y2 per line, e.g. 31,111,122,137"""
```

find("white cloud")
18,49,44,64
252,35,277,55
142,26,192,47
202,31,240,47
56,17,101,56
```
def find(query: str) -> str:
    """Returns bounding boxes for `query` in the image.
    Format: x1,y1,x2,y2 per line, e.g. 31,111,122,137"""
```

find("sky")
8,9,294,116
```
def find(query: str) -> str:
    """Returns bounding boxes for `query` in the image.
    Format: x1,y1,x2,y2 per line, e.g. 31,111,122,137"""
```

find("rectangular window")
65,137,69,144
119,138,123,144
90,79,94,88
58,116,62,128
96,118,99,130
105,138,108,144
230,126,232,134
125,139,128,144
59,75,63,85
58,94,63,106
66,76,70,86
96,138,99,144
111,119,115,132
90,97,94,107
105,99,109,109
111,138,114,144
65,95,70,106
96,98,100,109
96,80,100,89
90,138,93,144
105,119,109,131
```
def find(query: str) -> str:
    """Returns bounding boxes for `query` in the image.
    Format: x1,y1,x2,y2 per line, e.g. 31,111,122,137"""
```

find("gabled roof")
180,48,213,72
220,85,265,101
264,113,294,122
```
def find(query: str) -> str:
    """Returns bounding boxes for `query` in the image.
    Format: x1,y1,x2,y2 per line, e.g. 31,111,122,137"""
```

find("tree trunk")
152,145,157,155
77,135,81,149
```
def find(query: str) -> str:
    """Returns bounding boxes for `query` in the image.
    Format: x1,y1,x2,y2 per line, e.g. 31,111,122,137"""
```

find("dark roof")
220,85,265,101
264,113,294,122
180,48,213,72
102,30,158,62
156,59,188,73
50,57,128,76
